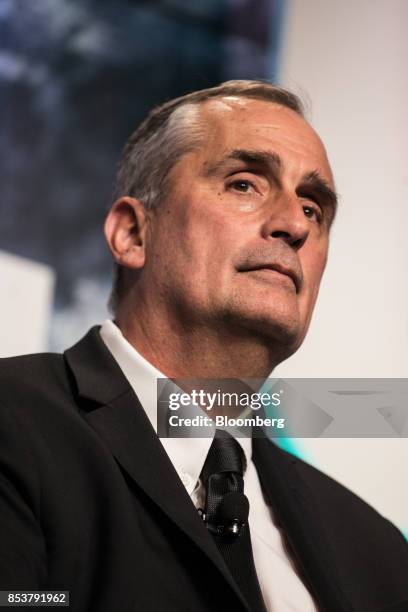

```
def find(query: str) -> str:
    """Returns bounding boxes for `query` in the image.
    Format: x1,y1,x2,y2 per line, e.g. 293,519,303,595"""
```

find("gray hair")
110,80,304,312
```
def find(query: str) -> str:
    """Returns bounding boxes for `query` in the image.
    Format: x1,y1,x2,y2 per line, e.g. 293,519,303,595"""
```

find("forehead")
194,97,333,184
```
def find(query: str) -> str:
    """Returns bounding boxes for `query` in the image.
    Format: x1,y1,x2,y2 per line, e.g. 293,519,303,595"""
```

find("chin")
255,317,301,349
228,306,303,348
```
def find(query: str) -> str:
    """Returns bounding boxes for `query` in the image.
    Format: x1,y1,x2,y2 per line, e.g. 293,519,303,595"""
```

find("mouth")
241,264,301,293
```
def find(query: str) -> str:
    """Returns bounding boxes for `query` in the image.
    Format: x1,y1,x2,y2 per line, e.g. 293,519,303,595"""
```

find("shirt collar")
99,319,252,492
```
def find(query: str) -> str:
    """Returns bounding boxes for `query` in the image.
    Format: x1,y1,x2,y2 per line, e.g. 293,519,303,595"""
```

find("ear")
104,197,149,270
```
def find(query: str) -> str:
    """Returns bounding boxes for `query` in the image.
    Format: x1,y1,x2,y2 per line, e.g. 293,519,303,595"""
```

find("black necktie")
199,430,266,611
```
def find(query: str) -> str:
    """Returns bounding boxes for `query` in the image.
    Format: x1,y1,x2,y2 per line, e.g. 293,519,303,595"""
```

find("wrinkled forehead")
193,96,334,184
197,95,310,135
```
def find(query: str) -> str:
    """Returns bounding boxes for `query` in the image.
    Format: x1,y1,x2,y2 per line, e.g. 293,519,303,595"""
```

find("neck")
116,296,287,379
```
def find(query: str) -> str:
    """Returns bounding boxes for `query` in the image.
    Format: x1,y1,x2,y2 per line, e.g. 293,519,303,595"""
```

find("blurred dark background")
0,0,285,347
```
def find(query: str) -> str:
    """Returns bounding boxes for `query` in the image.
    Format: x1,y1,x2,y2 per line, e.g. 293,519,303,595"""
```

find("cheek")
300,246,328,309
151,217,223,299
179,208,238,269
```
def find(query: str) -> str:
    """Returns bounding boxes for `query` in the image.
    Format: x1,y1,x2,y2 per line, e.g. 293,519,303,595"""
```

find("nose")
261,195,310,251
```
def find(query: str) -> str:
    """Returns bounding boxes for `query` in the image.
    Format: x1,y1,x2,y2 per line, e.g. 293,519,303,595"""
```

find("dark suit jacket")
0,327,407,612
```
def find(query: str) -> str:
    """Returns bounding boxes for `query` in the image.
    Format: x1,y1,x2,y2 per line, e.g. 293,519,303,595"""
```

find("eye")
302,203,323,223
229,179,256,193
303,205,317,218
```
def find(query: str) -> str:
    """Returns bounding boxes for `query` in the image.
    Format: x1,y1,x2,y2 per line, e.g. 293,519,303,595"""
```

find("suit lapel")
64,327,251,612
253,436,352,612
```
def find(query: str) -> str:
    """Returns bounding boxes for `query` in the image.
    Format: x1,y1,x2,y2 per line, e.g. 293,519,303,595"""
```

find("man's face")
143,98,336,356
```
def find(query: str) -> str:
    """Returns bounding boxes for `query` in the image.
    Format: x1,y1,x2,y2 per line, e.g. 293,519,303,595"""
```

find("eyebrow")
299,170,338,219
205,148,338,219
204,149,282,183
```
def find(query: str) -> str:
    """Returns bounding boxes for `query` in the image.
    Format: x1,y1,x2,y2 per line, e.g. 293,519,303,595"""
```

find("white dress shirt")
100,319,318,611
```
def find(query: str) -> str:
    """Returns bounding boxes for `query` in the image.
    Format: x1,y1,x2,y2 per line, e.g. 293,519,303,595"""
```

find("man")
0,81,407,612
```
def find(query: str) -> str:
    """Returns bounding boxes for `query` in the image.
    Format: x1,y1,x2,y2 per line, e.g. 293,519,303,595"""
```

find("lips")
240,263,302,292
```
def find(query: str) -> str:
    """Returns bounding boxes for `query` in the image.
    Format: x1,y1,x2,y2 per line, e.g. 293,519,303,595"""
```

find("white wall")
275,0,408,534
276,0,408,378
0,250,55,357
